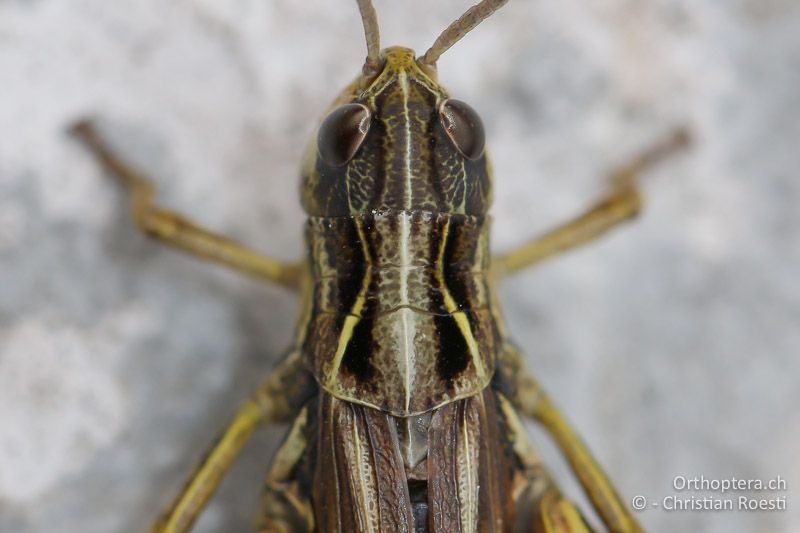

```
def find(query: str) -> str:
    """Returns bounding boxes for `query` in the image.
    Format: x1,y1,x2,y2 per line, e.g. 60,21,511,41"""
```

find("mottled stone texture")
1,1,798,532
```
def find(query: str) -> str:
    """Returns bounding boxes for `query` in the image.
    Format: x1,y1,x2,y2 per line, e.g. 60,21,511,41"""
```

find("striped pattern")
427,389,512,532
302,210,497,416
314,394,415,532
312,389,520,533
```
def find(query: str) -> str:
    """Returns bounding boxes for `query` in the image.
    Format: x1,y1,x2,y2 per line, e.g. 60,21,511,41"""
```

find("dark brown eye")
439,98,485,161
317,103,371,167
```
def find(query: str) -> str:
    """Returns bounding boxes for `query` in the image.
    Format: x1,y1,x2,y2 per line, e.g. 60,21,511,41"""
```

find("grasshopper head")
300,1,508,217
301,46,492,217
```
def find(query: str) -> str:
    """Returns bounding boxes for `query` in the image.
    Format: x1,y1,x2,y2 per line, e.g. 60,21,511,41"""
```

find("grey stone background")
1,0,798,531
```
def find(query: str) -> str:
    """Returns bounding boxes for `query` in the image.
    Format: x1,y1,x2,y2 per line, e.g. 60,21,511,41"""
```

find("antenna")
420,0,509,66
356,0,382,74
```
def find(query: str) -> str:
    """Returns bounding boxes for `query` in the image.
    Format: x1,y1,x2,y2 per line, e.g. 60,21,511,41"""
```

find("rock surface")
1,0,798,531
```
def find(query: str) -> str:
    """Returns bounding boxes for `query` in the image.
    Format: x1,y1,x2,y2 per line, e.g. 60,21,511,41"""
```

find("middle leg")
495,345,643,533
256,404,316,533
495,392,591,533
151,350,315,533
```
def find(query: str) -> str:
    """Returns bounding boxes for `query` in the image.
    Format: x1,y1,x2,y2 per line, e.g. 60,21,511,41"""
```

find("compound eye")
439,98,485,161
317,103,371,167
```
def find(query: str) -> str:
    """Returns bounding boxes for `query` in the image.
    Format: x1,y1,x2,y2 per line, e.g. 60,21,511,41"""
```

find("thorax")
300,209,501,416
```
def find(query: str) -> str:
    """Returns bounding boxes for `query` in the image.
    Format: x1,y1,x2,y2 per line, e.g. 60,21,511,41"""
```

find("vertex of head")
360,47,440,95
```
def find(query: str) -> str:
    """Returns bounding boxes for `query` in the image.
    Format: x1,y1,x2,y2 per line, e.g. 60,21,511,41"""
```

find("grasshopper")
71,0,688,531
